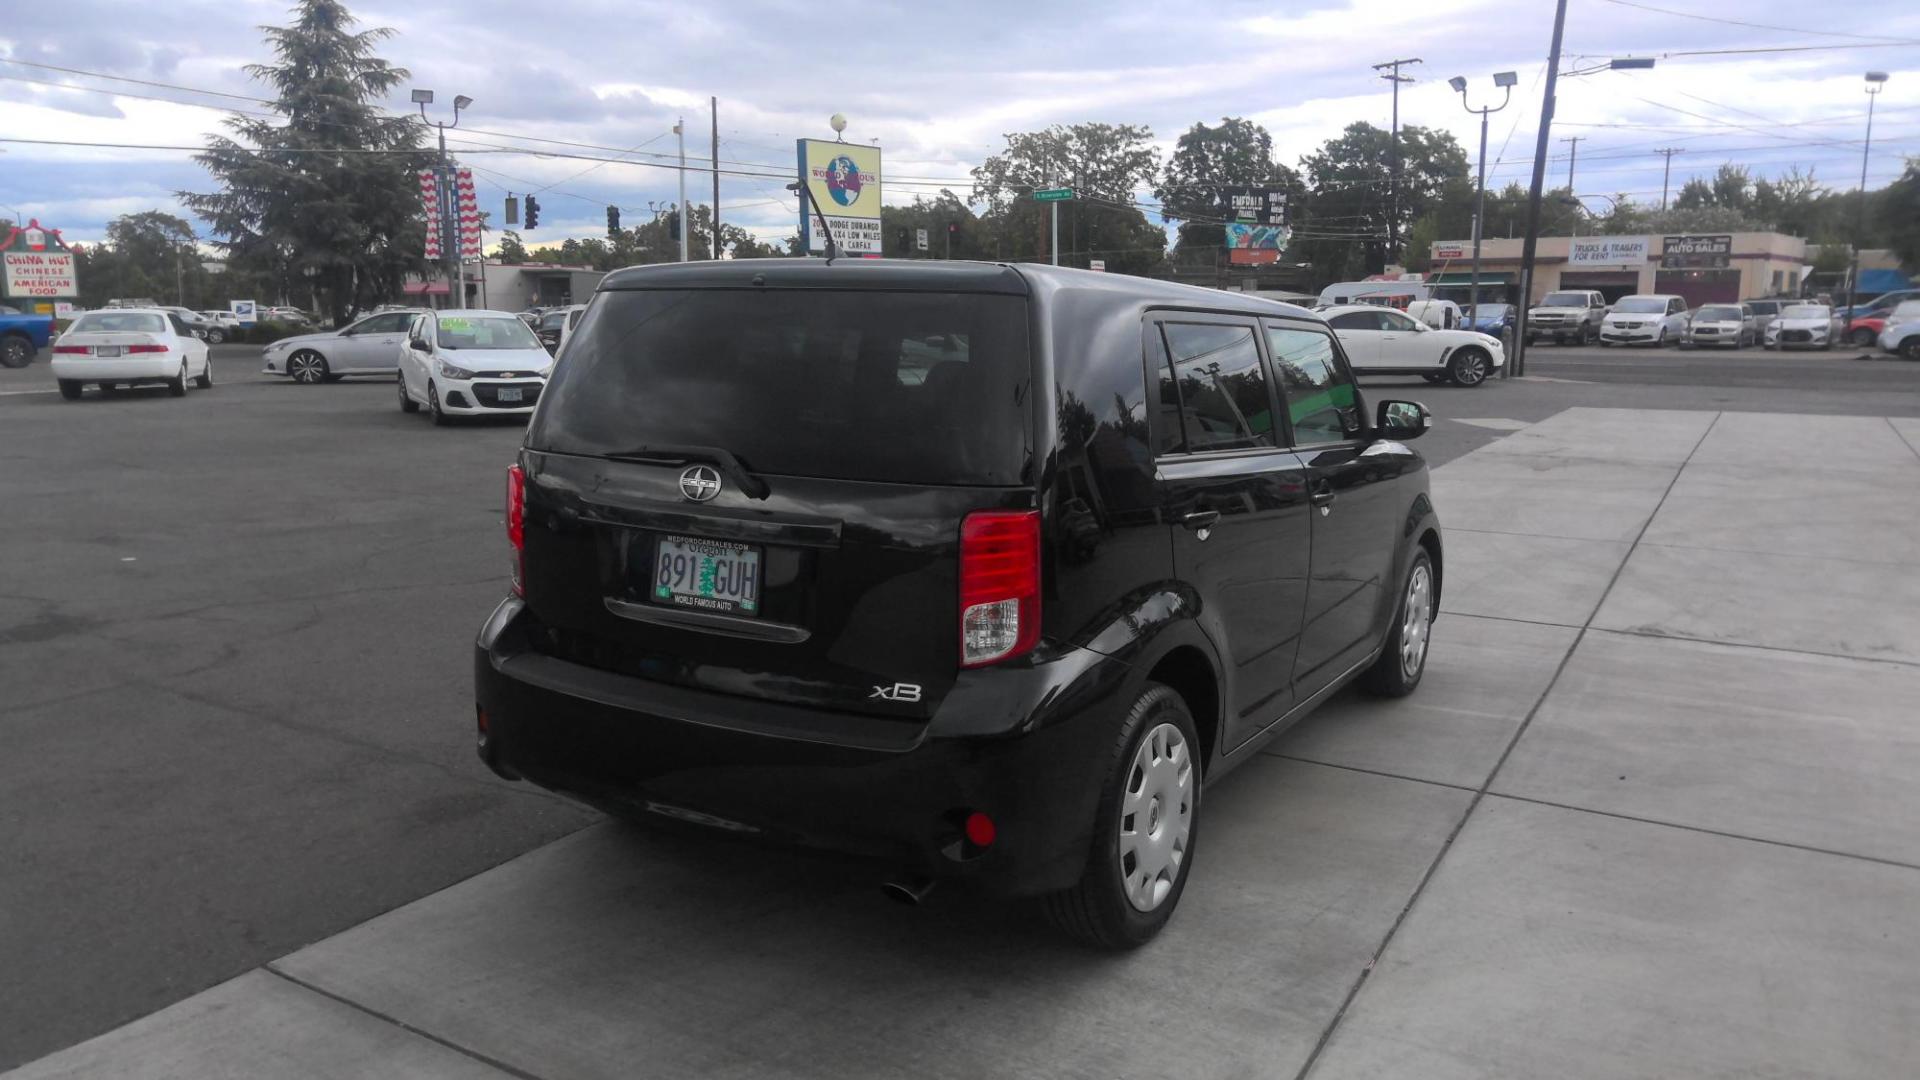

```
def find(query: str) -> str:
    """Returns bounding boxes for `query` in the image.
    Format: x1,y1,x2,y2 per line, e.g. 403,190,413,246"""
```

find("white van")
1316,280,1431,308
1599,294,1690,347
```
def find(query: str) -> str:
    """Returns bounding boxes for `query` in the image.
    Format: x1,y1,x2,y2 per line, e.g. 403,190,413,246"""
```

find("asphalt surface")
2,341,1918,1069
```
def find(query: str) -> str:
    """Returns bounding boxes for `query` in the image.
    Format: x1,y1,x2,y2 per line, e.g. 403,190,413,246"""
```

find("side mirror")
408,338,431,352
1376,400,1431,441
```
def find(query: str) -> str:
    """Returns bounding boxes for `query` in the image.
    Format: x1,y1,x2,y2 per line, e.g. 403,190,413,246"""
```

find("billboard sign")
1569,235,1650,267
0,219,79,300
1661,234,1732,269
797,139,883,256
1431,242,1469,262
1221,189,1290,265
1223,188,1289,227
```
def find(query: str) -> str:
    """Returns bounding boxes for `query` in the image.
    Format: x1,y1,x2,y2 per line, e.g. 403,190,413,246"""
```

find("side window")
1267,324,1360,446
1150,326,1185,456
1159,321,1276,453
1669,298,1684,315
1380,310,1419,332
1328,311,1378,331
371,313,409,334
168,314,193,337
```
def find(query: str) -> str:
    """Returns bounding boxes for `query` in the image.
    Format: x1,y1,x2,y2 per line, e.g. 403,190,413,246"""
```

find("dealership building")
1427,232,1812,308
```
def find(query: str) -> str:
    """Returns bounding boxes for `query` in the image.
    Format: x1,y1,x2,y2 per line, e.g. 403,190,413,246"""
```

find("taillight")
127,344,169,353
506,465,525,596
959,510,1040,667
53,345,87,354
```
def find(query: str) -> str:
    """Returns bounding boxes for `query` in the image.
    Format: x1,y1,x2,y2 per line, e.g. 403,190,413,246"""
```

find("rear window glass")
69,313,165,334
529,289,1032,486
1156,322,1275,453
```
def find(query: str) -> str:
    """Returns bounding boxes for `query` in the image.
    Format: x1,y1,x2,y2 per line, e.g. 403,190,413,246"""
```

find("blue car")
1464,302,1516,338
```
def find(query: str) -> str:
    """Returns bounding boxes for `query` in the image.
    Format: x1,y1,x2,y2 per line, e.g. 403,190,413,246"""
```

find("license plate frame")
649,535,762,616
96,346,122,357
496,386,524,403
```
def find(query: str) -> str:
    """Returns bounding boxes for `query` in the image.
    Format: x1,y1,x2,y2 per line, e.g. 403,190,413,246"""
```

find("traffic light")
606,205,621,235
524,196,540,230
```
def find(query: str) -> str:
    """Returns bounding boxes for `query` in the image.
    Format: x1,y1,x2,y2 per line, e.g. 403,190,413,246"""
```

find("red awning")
402,282,451,295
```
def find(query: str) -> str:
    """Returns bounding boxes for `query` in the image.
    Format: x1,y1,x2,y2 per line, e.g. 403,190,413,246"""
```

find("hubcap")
1400,563,1433,679
1119,722,1194,913
1458,353,1486,383
291,355,320,381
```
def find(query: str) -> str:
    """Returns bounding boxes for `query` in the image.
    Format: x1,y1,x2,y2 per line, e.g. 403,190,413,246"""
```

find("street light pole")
1452,72,1516,331
413,89,472,308
1845,72,1889,320
675,119,689,263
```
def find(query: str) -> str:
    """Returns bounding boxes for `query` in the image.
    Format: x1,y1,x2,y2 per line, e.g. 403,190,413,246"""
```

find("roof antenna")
786,180,839,265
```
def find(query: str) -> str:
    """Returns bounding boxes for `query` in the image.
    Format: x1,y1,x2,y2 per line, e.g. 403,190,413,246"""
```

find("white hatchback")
51,309,213,400
398,309,552,424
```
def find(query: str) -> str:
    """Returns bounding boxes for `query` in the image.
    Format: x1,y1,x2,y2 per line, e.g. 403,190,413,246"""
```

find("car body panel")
1600,294,1689,345
261,309,424,377
1322,304,1505,374
1765,305,1844,350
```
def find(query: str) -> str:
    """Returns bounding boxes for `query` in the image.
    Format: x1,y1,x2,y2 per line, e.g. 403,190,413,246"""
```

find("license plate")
496,387,524,403
96,346,122,357
652,536,760,615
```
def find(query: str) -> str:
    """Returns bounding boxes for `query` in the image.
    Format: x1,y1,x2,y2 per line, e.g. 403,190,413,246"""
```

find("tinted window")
71,313,167,334
360,313,410,334
1697,306,1743,321
1268,325,1358,445
1158,321,1274,453
435,316,541,350
530,289,1032,486
1614,298,1666,313
1150,326,1185,455
1380,310,1420,332
1328,311,1381,331
167,314,194,336
1541,292,1589,307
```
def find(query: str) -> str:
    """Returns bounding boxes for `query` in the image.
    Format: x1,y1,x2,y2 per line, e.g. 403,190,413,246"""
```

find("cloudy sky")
2,0,1917,251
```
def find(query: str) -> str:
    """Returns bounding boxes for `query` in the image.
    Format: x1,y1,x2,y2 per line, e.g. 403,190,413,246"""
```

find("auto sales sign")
0,220,79,300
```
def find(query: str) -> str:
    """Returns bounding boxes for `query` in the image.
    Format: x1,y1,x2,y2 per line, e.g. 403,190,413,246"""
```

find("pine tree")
181,0,432,324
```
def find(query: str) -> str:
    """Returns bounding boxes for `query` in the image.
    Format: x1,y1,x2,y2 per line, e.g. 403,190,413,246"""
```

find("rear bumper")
474,598,1131,896
50,357,178,381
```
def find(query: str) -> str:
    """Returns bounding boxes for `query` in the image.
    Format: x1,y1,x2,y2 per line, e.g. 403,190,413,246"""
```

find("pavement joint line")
1289,409,1724,1080
1889,416,1920,462
263,965,549,1080
1257,752,1479,793
1588,625,1920,670
1441,610,1585,632
1442,524,1648,544
1635,537,1920,572
0,388,60,397
1479,791,1920,875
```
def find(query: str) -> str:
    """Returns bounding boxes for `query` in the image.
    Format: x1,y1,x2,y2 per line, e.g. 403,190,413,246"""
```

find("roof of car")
596,258,1323,320
1318,304,1417,319
426,308,524,318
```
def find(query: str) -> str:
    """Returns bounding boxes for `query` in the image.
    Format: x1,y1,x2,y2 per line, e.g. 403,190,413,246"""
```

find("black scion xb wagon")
475,259,1442,948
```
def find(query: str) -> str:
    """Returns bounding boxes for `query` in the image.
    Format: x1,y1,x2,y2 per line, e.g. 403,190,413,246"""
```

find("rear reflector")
964,811,996,848
959,510,1040,667
506,465,525,596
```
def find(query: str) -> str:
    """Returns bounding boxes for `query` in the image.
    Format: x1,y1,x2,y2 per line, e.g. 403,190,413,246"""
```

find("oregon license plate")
652,536,760,615
96,346,122,357
496,387,524,403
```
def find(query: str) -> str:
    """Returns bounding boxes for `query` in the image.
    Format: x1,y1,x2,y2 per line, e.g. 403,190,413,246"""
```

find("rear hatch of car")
517,276,1036,726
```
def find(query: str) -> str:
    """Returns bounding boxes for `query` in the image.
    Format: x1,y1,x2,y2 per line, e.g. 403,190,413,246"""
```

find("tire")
1448,348,1491,387
1358,548,1436,698
398,373,420,413
167,362,188,397
1655,327,1668,348
1,334,33,368
428,381,452,426
205,328,226,345
1524,334,1536,347
1584,323,1598,345
193,357,213,389
58,379,83,400
1421,373,1446,384
1598,338,1612,348
1850,328,1877,347
1901,338,1920,362
287,351,329,384
1041,682,1200,950
1821,338,1833,352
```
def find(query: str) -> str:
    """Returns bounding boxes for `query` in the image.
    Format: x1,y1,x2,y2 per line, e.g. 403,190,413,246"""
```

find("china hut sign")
1,220,80,300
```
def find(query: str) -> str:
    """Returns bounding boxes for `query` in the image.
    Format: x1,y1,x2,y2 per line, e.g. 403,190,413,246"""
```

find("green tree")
1879,161,1920,269
495,230,529,263
182,0,432,325
1294,122,1472,283
970,124,1167,274
878,191,978,259
1154,118,1303,266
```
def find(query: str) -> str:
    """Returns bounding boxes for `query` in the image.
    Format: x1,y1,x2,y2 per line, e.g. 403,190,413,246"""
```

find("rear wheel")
167,362,188,397
1902,338,1920,362
1850,327,1878,347
1042,683,1199,951
287,351,328,384
58,379,82,400
205,328,226,345
398,373,420,413
1448,348,1491,386
1,334,33,368
1359,548,1435,698
193,357,214,389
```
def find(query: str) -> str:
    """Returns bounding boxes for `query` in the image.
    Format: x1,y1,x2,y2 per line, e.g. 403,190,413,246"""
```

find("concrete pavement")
9,406,1920,1079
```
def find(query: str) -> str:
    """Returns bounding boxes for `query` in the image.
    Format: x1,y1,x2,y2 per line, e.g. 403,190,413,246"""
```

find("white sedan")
1320,304,1506,386
51,309,213,400
1765,303,1843,351
261,309,424,383
397,309,552,425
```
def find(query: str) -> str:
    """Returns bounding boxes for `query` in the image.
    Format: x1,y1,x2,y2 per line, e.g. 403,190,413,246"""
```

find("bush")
235,320,313,345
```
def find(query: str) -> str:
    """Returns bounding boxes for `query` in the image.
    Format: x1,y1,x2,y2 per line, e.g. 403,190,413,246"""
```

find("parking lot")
5,346,1920,1077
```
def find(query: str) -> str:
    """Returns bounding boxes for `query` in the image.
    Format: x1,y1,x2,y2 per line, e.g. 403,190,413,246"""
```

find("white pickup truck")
1526,289,1609,345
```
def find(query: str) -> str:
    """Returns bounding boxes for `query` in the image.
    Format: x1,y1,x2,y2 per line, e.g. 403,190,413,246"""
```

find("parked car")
1765,303,1843,351
398,309,551,424
1743,298,1791,339
1463,302,1516,339
1526,289,1608,345
261,308,425,383
1683,303,1757,348
0,302,54,368
1845,313,1891,348
534,304,588,354
475,260,1443,948
1874,300,1920,361
1322,303,1505,385
50,308,213,399
263,306,314,326
1599,295,1689,346
196,310,243,343
1841,287,1920,320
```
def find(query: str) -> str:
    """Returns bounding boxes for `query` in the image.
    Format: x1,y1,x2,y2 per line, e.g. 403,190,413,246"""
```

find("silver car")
261,309,426,383
1683,303,1756,348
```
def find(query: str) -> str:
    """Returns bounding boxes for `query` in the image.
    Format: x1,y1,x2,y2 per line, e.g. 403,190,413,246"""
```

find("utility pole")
1560,136,1583,188
1451,72,1516,330
175,247,185,306
711,98,721,260
1372,57,1422,264
675,119,689,263
1510,0,1568,379
1845,72,1889,320
1655,148,1684,209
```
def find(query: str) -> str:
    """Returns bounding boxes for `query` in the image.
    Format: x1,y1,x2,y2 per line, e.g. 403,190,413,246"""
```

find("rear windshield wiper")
603,444,772,500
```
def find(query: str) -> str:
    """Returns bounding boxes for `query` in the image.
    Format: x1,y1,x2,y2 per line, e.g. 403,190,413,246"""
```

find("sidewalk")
11,408,1920,1080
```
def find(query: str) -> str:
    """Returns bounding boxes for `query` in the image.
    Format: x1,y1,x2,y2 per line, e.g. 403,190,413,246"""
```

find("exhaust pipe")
881,875,936,906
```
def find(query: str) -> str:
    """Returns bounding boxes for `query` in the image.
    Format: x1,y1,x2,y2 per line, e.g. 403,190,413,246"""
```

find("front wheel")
398,374,420,413
1655,327,1668,348
1,334,33,368
1901,338,1920,362
428,381,453,426
205,328,226,345
1448,348,1491,386
1042,683,1199,950
287,351,329,384
1358,548,1435,698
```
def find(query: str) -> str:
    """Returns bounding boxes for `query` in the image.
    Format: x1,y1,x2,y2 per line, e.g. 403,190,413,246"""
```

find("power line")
1591,0,1920,44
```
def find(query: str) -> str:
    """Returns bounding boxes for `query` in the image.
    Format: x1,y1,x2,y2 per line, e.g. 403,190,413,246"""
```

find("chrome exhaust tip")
881,875,936,906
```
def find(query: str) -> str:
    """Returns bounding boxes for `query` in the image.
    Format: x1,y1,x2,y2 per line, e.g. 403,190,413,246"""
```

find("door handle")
1310,484,1337,513
1181,510,1220,531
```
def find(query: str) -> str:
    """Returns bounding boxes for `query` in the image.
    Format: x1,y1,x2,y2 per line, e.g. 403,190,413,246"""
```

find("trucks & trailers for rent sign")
1568,236,1650,267
796,139,883,256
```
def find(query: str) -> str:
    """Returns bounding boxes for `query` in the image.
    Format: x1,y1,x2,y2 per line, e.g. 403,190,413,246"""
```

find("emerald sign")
1033,188,1074,202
